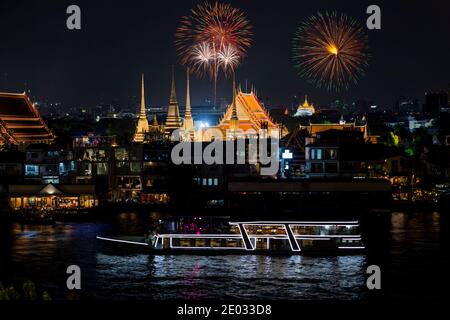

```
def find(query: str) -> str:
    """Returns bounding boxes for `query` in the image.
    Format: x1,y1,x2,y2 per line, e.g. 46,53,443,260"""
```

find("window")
25,165,39,176
325,149,338,160
42,176,59,184
311,163,324,173
130,162,141,173
81,163,92,175
311,149,323,160
325,163,338,173
97,162,108,175
116,162,127,169
115,148,129,161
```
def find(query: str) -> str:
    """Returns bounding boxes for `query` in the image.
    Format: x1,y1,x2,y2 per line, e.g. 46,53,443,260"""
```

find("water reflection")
94,253,366,300
1,211,448,300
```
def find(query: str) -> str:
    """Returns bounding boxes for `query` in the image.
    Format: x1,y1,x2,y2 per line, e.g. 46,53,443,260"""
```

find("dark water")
0,212,448,300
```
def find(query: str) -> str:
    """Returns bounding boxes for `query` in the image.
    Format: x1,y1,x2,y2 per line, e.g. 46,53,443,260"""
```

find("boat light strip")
230,221,360,226
96,236,149,246
157,234,362,240
286,224,301,252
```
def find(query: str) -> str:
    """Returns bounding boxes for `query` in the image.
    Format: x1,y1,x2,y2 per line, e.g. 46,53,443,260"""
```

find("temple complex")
132,69,281,143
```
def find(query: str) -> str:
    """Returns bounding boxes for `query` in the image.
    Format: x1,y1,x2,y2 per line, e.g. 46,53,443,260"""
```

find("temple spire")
183,69,194,134
229,73,240,138
133,73,150,143
231,74,238,121
140,73,146,117
185,69,192,118
152,113,158,126
170,65,177,105
165,65,182,134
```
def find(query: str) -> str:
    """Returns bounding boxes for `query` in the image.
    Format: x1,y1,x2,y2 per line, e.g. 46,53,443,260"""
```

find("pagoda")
132,74,150,143
164,67,182,135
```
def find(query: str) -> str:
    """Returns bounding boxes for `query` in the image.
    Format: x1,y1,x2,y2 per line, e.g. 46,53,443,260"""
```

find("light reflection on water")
0,211,448,300
94,253,366,300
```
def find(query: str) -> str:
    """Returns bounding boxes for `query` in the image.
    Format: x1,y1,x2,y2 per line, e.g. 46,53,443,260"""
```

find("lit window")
25,165,39,176
311,149,323,160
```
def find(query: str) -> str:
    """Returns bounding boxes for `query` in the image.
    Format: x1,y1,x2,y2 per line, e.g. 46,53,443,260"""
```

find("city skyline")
0,0,449,109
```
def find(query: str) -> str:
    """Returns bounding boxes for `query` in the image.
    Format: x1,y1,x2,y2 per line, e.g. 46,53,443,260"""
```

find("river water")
0,212,448,300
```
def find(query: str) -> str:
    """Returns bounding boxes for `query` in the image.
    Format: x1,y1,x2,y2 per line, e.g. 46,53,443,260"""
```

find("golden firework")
293,12,369,91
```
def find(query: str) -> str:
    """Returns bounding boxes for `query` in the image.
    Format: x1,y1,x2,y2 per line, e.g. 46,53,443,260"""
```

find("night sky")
0,0,449,109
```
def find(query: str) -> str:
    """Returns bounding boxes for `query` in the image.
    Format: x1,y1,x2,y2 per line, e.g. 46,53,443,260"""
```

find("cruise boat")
97,219,365,255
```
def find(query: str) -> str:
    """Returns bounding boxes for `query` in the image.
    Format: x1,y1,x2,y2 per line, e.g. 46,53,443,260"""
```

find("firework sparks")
175,1,252,78
217,44,240,75
191,42,214,76
292,12,369,91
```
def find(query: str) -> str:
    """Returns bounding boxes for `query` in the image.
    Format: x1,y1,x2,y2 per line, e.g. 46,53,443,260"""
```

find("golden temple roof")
218,90,279,132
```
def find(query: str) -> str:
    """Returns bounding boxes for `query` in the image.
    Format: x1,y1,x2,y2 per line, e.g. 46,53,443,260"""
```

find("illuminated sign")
282,149,293,159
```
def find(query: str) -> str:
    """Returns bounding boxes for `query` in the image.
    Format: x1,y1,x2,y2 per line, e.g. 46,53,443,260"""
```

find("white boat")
97,220,365,255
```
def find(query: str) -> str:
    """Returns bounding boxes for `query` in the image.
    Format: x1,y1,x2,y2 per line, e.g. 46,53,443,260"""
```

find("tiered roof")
0,92,53,146
218,90,279,132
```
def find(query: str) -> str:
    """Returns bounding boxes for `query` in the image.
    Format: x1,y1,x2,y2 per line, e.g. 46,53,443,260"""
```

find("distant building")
293,96,315,117
408,116,436,132
8,184,98,212
300,120,378,144
0,92,54,148
395,96,420,114
304,129,386,178
424,91,448,114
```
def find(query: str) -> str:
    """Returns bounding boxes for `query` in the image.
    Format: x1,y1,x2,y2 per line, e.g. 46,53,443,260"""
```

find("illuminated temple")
217,88,279,134
132,74,150,143
132,74,164,143
164,67,182,135
294,96,315,117
0,92,54,148
197,83,281,142
132,70,281,143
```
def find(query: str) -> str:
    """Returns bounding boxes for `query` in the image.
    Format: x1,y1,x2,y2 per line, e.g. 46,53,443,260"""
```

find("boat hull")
96,236,365,256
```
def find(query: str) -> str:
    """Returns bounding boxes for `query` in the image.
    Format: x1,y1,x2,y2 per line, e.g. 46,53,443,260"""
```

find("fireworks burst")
191,42,214,76
292,12,369,91
217,44,240,75
175,1,252,78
